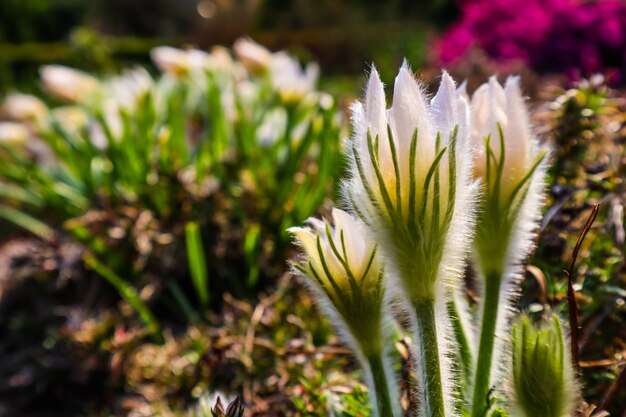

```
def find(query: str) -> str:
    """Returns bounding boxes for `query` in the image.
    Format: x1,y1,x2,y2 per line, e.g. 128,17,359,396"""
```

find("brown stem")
564,203,599,373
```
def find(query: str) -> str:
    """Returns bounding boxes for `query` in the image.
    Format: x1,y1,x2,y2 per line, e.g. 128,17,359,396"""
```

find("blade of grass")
84,253,163,343
166,278,197,322
0,204,55,240
185,221,210,308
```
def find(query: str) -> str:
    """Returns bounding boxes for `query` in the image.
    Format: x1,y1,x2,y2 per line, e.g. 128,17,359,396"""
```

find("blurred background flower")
437,0,626,83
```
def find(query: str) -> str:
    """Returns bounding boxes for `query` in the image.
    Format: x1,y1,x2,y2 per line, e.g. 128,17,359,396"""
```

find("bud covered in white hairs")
511,314,578,417
289,208,384,355
289,208,399,417
467,75,549,417
345,62,478,417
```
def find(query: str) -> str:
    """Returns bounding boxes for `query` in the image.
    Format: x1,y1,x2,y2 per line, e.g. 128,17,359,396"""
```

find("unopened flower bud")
40,65,100,103
233,38,272,74
289,208,384,355
511,315,577,417
0,122,29,144
2,94,47,122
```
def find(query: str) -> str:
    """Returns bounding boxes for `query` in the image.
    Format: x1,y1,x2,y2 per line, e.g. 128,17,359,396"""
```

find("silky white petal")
504,76,531,176
388,62,432,179
431,71,458,142
333,208,370,269
455,92,470,156
362,67,394,179
457,80,469,102
288,227,318,261
364,66,388,142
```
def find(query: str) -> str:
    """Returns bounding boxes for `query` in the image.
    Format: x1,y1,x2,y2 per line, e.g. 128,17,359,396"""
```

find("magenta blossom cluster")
437,0,626,82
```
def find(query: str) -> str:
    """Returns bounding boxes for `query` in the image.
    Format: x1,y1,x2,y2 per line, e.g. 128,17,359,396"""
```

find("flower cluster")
437,0,626,82
290,63,575,417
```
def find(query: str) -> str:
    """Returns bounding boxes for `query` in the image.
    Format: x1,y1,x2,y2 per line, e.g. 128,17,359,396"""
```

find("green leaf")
185,221,210,308
84,253,162,343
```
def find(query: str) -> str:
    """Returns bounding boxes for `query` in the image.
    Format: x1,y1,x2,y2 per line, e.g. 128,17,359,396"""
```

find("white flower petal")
431,71,458,142
388,62,432,179
504,76,531,174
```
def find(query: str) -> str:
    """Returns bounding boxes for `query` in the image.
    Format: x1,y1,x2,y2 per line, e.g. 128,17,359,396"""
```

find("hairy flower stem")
414,299,447,417
366,353,395,417
471,270,502,417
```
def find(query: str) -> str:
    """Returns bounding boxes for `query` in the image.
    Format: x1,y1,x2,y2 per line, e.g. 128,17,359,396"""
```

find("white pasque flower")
466,76,549,417
1,93,47,122
289,208,397,417
50,106,89,134
107,67,153,110
345,62,477,417
270,51,319,103
40,65,100,103
289,208,386,345
0,122,29,144
233,37,273,73
151,46,213,76
345,62,476,302
289,208,382,302
469,76,545,196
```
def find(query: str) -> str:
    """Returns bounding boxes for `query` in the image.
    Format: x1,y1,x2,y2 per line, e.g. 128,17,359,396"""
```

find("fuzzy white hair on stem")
468,75,550,417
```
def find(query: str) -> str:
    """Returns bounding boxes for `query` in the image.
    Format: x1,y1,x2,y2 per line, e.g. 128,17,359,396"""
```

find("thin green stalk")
414,298,447,417
185,221,210,308
366,353,395,417
471,271,502,417
84,253,163,344
447,296,473,392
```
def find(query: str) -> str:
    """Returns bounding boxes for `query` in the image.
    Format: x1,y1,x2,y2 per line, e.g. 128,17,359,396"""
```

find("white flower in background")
1,94,47,122
50,106,89,134
270,52,319,103
88,100,124,150
233,37,273,73
345,63,477,417
233,38,320,102
208,45,247,80
151,46,213,76
108,67,153,110
187,49,212,72
470,76,538,192
151,46,189,75
210,45,235,69
257,107,287,147
40,65,100,103
0,122,29,144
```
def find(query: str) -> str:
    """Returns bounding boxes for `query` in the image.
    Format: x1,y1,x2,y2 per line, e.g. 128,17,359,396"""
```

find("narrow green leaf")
185,221,210,308
0,204,55,240
84,253,162,343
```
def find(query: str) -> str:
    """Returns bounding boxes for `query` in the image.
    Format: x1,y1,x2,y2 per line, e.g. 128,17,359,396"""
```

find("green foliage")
531,75,626,413
0,45,343,326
